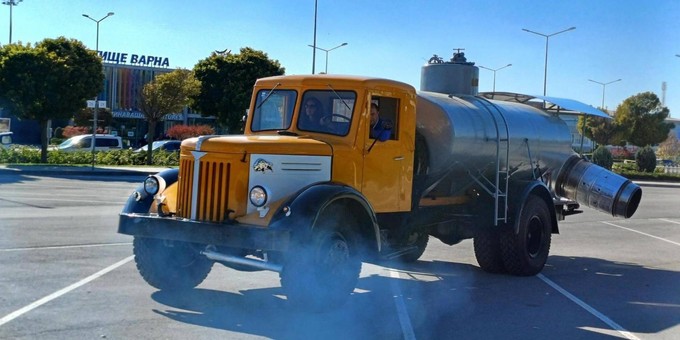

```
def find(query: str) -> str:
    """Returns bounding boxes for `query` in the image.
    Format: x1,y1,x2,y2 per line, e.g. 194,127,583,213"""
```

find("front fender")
509,180,558,234
268,182,381,253
120,168,179,214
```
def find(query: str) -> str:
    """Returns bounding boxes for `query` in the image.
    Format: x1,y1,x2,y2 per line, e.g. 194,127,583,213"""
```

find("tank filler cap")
427,48,475,65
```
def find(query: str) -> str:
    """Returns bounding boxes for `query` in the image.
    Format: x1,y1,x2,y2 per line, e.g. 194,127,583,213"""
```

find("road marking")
537,274,640,340
658,218,680,226
602,221,680,247
388,269,416,340
0,256,134,327
0,242,132,252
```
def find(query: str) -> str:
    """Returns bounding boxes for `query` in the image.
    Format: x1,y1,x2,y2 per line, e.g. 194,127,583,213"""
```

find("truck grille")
177,158,232,222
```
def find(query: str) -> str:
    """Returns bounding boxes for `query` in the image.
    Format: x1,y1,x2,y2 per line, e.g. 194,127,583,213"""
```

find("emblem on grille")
253,158,273,173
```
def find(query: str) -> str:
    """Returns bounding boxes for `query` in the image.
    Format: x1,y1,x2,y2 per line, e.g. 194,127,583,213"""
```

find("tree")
578,115,621,146
614,92,673,147
139,68,200,164
0,37,103,162
657,133,680,162
192,47,285,133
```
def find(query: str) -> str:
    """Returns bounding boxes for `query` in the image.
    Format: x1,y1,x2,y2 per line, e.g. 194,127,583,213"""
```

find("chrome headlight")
249,185,268,207
143,176,165,195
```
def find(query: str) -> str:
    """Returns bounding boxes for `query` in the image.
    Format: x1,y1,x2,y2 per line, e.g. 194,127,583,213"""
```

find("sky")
2,0,680,118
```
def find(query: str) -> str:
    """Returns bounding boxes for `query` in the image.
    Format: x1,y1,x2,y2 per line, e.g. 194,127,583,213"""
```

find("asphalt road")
1,172,679,339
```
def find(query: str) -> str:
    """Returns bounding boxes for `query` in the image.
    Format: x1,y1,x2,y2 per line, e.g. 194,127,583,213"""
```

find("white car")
0,132,12,149
57,134,123,152
134,140,181,153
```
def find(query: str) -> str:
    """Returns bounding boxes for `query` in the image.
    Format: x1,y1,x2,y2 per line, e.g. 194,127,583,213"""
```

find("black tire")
280,206,362,312
500,195,552,276
133,237,213,291
397,231,429,263
473,229,506,274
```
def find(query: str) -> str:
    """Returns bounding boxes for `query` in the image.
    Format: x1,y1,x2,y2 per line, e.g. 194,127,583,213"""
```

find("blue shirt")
371,118,392,141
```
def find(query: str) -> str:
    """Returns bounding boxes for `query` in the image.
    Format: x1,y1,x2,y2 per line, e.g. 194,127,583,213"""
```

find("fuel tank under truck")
416,77,640,219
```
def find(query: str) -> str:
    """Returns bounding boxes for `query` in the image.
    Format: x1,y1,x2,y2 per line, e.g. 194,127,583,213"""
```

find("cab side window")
370,96,399,140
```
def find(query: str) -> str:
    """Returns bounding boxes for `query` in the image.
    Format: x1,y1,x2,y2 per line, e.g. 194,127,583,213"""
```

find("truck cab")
247,75,417,213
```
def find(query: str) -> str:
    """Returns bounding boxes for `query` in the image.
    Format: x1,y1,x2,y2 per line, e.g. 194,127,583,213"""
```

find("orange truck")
119,53,641,310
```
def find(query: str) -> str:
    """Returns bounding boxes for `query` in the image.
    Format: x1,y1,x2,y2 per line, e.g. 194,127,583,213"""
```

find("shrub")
167,124,215,140
62,126,90,138
635,146,656,172
591,146,613,170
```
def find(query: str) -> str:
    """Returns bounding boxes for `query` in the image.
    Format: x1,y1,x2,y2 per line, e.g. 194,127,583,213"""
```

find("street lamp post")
2,0,22,44
308,43,348,74
522,26,576,96
478,64,512,93
588,78,622,109
82,12,114,168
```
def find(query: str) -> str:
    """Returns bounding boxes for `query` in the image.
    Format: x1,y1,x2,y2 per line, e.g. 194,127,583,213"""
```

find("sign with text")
99,51,170,68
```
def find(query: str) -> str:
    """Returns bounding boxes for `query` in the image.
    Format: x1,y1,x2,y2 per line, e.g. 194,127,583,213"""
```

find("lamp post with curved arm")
308,43,348,74
2,0,22,44
478,64,512,93
588,78,622,109
522,26,576,96
82,12,114,168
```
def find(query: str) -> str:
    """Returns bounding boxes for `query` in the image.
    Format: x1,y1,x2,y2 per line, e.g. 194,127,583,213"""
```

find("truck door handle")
394,156,404,161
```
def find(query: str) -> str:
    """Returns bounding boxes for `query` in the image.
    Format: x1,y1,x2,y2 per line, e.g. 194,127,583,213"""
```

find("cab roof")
255,74,415,92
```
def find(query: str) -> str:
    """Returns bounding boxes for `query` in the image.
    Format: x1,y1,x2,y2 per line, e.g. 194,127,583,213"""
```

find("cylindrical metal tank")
420,52,479,95
415,91,641,218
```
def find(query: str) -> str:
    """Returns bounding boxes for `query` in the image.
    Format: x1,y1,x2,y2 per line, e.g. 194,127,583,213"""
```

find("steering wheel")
321,114,351,124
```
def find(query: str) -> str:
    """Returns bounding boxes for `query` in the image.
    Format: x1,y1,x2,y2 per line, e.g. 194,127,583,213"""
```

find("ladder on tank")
475,97,510,226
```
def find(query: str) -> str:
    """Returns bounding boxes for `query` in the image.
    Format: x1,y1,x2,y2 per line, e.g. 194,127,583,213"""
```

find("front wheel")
500,196,553,276
280,206,362,311
133,237,213,290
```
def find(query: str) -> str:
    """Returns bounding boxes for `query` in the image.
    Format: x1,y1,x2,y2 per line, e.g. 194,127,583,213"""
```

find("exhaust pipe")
201,249,283,272
556,156,642,218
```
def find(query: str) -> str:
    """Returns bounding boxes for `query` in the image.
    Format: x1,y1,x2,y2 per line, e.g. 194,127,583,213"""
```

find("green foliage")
579,116,621,146
615,92,673,147
0,37,104,163
591,146,613,170
635,146,656,172
140,68,200,165
0,148,178,167
192,47,285,133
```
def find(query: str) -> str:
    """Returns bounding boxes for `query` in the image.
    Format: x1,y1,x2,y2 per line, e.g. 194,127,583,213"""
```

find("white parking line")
537,274,640,340
0,242,132,252
658,218,680,226
0,256,134,327
602,221,680,247
388,269,416,340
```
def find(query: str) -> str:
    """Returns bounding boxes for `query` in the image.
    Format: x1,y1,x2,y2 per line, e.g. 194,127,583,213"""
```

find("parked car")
134,140,181,153
0,132,12,149
57,134,123,152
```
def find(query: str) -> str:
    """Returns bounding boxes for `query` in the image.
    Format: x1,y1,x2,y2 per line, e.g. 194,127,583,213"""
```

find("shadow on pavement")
149,255,680,339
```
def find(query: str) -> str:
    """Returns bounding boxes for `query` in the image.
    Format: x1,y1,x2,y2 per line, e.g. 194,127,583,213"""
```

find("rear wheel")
500,196,552,276
280,206,362,311
133,237,213,290
473,229,506,274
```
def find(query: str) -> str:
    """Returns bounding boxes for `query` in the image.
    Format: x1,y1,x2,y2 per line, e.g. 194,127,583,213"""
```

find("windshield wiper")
327,84,352,111
256,83,281,109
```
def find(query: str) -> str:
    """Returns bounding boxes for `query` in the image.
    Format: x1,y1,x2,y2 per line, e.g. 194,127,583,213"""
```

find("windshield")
59,136,84,149
251,89,297,131
297,90,356,136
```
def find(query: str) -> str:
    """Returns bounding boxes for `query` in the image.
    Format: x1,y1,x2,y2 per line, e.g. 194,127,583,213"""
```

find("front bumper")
118,213,290,251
